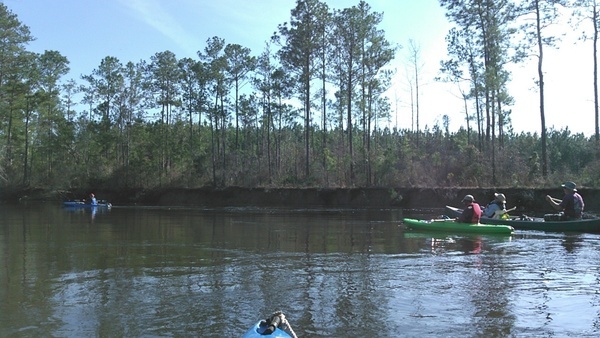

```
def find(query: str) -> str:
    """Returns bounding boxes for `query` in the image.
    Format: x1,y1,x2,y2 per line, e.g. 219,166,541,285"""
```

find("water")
1,204,600,337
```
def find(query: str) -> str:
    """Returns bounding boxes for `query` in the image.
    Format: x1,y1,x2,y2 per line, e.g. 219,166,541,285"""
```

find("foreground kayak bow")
242,311,297,338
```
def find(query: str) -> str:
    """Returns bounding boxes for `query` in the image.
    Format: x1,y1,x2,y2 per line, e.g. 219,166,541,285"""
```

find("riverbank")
5,186,600,212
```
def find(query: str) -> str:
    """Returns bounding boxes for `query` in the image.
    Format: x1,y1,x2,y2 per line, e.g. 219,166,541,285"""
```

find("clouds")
116,0,291,58
119,0,203,57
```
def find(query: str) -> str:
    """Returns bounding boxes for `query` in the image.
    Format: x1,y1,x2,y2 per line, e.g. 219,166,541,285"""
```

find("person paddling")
457,194,482,224
545,181,585,220
89,193,98,206
483,193,506,218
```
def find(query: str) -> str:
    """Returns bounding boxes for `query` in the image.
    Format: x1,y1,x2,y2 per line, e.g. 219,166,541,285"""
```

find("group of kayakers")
457,181,585,224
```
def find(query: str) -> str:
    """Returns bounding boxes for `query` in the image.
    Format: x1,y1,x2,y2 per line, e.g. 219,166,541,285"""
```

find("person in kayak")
545,181,585,220
483,193,507,218
457,194,482,223
89,193,98,205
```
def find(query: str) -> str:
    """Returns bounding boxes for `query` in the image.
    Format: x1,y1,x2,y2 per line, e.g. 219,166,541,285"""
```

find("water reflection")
1,205,600,337
403,231,514,256
62,205,111,222
561,234,583,253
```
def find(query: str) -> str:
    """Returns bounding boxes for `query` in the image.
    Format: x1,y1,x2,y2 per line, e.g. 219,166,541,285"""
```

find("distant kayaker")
89,193,98,205
545,181,584,220
483,193,507,218
457,194,482,224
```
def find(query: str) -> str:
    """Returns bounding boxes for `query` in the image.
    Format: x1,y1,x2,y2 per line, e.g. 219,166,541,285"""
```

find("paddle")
547,196,562,203
492,206,516,219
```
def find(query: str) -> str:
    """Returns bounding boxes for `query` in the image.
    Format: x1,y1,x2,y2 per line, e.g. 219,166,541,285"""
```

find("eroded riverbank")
6,186,600,212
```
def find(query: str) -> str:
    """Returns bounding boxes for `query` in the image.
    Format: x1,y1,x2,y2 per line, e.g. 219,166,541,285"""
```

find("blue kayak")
63,201,112,208
242,312,296,338
241,322,293,338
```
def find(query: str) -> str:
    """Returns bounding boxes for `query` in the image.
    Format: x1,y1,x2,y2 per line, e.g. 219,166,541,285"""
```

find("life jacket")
461,202,482,223
470,202,482,223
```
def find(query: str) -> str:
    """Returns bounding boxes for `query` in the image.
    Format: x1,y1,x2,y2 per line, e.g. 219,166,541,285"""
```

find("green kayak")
403,218,514,234
445,205,600,234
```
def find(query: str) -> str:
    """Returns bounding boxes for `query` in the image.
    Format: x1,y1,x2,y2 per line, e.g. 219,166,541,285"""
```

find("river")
1,204,599,337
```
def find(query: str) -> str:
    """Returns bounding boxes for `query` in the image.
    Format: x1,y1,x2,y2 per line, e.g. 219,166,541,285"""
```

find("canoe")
445,205,600,233
63,201,112,208
242,312,296,338
403,218,514,234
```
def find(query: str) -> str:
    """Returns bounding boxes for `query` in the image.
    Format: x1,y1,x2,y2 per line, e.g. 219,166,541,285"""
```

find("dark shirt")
459,202,482,224
559,192,584,219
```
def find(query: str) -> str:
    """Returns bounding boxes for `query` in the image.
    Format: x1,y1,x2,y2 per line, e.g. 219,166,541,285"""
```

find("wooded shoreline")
1,3,600,194
5,186,600,212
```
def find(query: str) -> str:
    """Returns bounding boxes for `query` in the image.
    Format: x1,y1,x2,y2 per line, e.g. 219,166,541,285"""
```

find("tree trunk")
535,0,548,177
594,1,599,143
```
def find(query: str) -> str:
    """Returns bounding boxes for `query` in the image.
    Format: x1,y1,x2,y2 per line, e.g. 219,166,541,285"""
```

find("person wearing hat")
483,193,507,218
545,181,585,220
457,194,482,223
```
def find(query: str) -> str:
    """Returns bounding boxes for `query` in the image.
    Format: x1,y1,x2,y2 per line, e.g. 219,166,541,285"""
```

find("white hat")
494,193,506,202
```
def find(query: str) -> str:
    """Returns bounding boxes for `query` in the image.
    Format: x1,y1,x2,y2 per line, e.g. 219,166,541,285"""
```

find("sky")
2,0,596,136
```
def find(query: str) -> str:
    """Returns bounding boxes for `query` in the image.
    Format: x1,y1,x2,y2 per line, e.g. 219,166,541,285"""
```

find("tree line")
0,0,599,193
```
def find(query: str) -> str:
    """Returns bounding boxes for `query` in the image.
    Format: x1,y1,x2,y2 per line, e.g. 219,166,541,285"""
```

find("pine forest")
1,0,600,194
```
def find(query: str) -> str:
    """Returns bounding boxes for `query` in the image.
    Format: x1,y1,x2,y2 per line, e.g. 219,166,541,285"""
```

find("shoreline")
5,186,599,212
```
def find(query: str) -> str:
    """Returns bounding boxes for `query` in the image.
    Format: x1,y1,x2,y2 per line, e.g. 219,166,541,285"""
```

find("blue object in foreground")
242,312,296,338
241,322,293,338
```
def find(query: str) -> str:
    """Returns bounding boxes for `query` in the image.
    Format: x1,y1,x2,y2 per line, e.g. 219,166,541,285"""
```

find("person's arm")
545,195,563,211
493,206,516,218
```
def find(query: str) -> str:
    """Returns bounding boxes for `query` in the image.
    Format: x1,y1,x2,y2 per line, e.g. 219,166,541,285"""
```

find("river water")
1,204,600,337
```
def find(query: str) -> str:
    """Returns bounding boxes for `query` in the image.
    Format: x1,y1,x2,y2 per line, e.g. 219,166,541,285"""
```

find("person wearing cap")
457,194,482,223
483,193,507,218
545,181,585,220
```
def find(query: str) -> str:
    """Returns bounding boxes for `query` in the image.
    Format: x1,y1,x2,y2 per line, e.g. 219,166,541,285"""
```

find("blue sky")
3,0,595,136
